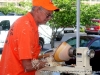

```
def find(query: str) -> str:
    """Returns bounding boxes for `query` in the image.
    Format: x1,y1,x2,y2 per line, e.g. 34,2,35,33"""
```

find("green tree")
19,1,32,11
49,0,76,28
0,1,100,48
0,2,28,15
49,0,77,48
81,4,100,27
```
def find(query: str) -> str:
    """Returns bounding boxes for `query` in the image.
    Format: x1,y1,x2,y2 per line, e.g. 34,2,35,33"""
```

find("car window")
0,20,10,30
66,38,76,47
89,39,100,50
80,39,88,47
0,24,2,31
7,14,14,16
7,12,23,16
66,37,89,48
0,12,5,16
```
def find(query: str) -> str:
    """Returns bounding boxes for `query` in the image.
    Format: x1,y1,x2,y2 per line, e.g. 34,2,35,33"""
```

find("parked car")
6,12,24,16
85,19,100,35
64,27,75,33
0,16,22,50
0,16,52,51
54,28,64,41
38,25,52,49
44,35,100,71
0,12,5,16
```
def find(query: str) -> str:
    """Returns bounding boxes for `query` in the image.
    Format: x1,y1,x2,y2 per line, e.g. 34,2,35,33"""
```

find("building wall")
0,0,24,2
0,0,100,6
82,0,100,5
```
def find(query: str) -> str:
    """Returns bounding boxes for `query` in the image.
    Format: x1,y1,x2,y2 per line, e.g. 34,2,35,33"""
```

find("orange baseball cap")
32,0,59,11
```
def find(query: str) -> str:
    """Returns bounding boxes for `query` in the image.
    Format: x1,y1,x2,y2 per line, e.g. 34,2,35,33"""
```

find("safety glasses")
40,7,53,19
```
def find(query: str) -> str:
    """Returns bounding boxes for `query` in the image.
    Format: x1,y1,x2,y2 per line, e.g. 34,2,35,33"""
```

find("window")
0,20,10,30
66,38,76,48
0,22,2,30
80,39,88,47
0,12,5,16
89,39,100,50
66,37,90,48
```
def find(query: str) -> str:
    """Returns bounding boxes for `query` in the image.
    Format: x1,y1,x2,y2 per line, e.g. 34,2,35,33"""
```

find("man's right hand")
36,60,47,70
22,59,47,72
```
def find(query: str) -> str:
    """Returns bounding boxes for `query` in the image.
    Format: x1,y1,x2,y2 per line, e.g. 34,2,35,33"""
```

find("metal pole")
76,0,80,48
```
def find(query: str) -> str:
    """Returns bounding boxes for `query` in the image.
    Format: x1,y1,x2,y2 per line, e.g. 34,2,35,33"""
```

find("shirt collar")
26,12,38,31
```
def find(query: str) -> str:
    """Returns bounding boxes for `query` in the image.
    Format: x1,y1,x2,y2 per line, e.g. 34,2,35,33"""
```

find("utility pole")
76,0,80,48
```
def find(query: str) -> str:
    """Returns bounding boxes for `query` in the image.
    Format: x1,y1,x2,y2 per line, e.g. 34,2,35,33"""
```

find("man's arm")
22,52,53,72
22,59,46,72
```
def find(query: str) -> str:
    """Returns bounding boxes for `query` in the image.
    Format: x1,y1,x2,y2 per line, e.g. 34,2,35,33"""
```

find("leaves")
49,0,100,28
49,0,76,29
0,1,100,28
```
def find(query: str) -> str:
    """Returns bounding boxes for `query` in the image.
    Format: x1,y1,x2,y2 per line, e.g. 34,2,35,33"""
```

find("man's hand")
31,59,47,70
36,60,47,69
22,59,47,72
22,51,54,72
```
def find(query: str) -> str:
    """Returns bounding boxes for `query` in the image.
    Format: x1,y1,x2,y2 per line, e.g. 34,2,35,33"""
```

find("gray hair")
32,6,36,11
32,6,44,11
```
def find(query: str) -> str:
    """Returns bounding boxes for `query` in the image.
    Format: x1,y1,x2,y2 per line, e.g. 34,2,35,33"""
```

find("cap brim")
42,4,59,11
54,8,59,11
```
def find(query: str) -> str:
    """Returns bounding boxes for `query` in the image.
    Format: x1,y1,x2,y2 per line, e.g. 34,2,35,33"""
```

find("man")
0,0,59,75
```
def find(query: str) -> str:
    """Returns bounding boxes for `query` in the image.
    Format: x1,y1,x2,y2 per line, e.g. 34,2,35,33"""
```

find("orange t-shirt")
0,12,41,75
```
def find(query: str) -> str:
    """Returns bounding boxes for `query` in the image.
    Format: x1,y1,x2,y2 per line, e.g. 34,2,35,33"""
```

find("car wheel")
39,40,44,50
56,37,62,41
72,30,74,33
87,33,90,35
64,30,67,33
98,30,100,35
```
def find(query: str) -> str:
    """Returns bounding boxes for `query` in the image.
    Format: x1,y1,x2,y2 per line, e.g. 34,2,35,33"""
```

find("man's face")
37,7,53,24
